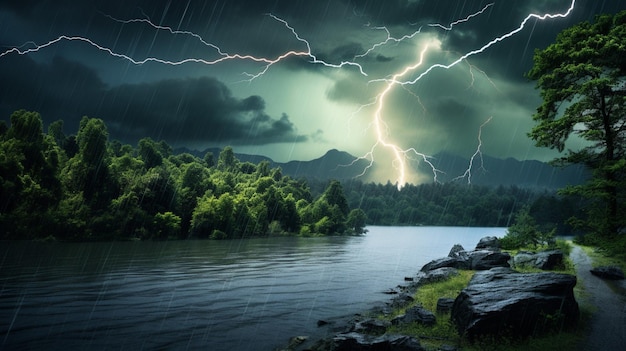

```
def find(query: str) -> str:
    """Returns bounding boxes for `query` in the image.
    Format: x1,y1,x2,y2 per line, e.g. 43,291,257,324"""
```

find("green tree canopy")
527,11,626,237
322,180,349,217
138,137,163,169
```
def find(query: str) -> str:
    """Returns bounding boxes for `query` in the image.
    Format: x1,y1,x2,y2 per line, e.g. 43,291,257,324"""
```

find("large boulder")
420,257,469,272
332,333,424,351
451,267,579,340
420,267,459,284
422,238,512,273
512,250,564,270
467,250,511,270
590,266,625,280
448,244,466,258
475,236,501,251
421,250,510,272
436,298,455,314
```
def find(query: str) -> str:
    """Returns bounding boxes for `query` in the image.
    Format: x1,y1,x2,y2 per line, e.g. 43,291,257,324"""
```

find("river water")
0,226,506,350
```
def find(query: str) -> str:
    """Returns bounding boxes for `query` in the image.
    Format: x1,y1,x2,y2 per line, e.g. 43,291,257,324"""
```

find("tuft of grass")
414,270,474,312
381,271,475,350
554,239,573,255
504,238,572,256
387,321,459,350
580,244,626,271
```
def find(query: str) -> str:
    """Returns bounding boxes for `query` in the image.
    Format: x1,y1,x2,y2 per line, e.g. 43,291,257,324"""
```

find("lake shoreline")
286,236,598,351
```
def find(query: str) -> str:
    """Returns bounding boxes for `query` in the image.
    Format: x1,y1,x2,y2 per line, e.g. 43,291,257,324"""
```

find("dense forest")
311,180,580,235
0,110,580,241
0,110,368,240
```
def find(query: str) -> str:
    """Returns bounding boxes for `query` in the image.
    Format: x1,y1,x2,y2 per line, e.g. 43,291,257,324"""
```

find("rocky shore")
280,236,582,351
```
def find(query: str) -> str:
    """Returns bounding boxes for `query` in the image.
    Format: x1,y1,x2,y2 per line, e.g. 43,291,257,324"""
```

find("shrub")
501,207,555,250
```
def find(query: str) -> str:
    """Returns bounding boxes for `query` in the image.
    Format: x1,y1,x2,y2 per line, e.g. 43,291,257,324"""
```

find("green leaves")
0,110,363,240
501,207,555,250
528,11,626,237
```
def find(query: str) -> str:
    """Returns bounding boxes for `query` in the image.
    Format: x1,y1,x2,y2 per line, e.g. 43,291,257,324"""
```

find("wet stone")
391,306,436,327
590,266,625,280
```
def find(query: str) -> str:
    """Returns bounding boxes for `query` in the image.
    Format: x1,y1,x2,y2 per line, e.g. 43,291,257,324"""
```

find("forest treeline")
314,180,581,234
1,110,579,241
0,110,367,240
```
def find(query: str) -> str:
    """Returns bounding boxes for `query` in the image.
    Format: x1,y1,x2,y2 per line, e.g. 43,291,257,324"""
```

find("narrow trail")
570,244,626,350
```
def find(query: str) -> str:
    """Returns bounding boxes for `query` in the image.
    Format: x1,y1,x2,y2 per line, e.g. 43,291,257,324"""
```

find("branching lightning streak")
387,1,576,87
428,3,494,31
346,5,506,189
100,12,227,54
453,116,492,184
352,41,443,190
0,13,367,81
264,14,367,78
355,26,423,59
360,0,575,189
465,60,501,92
0,34,309,72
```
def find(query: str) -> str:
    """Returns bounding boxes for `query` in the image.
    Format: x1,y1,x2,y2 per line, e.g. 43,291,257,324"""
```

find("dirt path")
569,244,626,350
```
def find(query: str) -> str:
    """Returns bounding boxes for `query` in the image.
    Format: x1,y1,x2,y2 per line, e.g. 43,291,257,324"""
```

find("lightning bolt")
355,25,424,60
428,3,495,31
263,14,368,78
356,0,576,190
465,60,501,93
388,1,576,87
352,40,442,190
0,13,367,81
453,116,493,184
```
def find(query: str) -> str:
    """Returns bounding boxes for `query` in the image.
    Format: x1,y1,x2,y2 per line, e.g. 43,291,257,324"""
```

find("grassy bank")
579,244,626,272
382,270,474,350
575,234,626,271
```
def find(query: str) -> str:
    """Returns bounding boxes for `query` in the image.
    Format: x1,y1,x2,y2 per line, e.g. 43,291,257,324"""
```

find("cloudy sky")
1,0,625,184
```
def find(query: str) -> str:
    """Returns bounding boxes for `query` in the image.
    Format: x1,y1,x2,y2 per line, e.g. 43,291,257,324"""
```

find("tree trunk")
601,92,618,237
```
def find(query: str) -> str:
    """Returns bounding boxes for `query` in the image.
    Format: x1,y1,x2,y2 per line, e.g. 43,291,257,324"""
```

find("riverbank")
285,238,625,351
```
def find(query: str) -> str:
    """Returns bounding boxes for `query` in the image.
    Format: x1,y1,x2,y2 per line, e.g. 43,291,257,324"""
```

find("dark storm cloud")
0,55,106,120
375,54,393,63
325,43,367,63
0,55,306,146
102,76,307,145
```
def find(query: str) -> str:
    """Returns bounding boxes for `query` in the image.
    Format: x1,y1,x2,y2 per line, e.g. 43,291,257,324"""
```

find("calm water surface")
0,226,505,350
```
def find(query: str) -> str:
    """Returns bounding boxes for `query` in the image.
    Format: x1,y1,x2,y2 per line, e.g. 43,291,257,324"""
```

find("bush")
154,212,181,240
210,229,227,240
501,207,555,250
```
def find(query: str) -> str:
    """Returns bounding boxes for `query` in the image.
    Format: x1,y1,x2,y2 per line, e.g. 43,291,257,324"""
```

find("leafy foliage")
527,11,626,237
0,111,362,240
500,207,556,250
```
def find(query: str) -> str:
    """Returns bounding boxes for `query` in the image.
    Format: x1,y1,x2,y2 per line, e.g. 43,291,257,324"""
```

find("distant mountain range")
175,147,589,189
425,152,589,189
